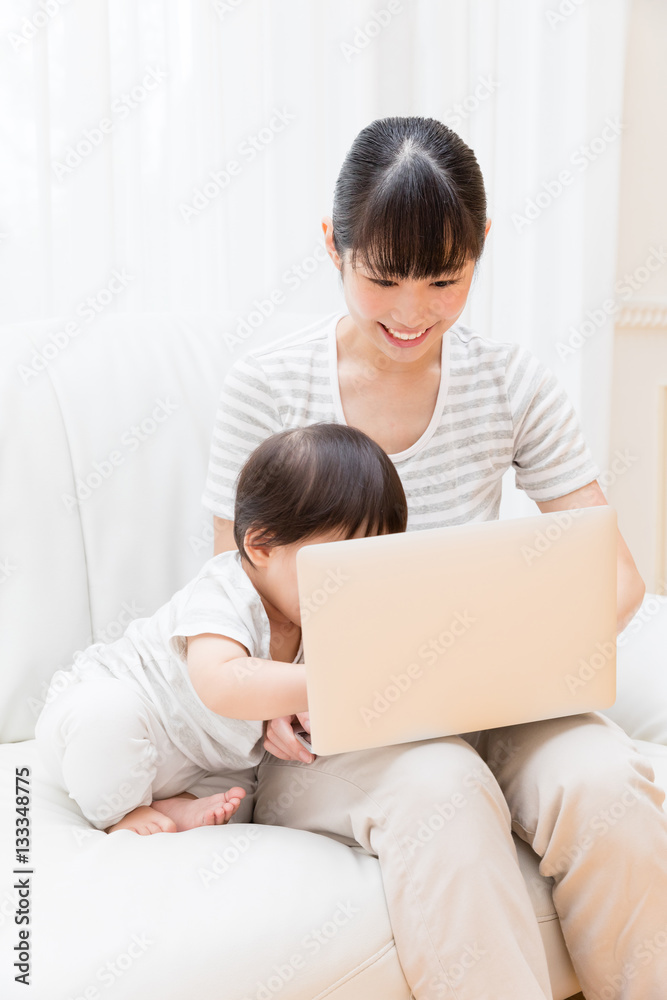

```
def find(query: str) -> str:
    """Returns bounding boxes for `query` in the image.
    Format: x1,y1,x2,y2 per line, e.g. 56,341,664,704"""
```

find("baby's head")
233,423,408,626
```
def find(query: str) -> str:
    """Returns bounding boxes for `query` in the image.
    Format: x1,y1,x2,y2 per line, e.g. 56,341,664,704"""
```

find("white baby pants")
34,670,257,829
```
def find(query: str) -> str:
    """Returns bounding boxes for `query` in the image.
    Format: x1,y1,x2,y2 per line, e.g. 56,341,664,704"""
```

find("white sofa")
1,311,666,1000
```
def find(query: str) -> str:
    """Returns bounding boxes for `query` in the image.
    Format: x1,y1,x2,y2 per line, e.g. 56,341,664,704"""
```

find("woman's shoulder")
242,310,341,368
221,311,341,399
448,321,520,367
448,324,559,409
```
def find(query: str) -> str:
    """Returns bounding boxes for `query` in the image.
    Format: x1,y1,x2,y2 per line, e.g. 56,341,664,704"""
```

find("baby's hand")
264,714,314,764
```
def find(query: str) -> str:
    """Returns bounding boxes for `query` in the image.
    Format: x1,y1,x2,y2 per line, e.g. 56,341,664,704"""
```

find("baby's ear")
243,528,275,567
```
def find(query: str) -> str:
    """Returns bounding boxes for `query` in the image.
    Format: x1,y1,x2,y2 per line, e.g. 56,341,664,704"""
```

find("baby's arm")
186,633,307,720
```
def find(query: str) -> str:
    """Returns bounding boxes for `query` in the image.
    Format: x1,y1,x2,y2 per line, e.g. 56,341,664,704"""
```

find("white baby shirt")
51,550,303,772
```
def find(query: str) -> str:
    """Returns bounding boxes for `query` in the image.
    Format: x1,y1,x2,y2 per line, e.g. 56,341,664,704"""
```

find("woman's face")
322,216,491,365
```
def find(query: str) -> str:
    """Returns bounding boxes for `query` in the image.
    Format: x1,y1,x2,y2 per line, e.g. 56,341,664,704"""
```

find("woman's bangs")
350,166,479,280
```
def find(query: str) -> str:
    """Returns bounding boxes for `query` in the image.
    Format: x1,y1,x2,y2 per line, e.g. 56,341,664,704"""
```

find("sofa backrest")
0,310,329,742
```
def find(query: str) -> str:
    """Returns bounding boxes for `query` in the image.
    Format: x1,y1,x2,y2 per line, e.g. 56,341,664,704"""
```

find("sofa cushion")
604,594,667,744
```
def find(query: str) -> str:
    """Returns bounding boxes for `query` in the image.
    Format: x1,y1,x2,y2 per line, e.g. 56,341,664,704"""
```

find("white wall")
608,0,667,593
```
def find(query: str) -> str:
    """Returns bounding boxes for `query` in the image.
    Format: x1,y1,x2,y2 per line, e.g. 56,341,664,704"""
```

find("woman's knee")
504,716,666,870
370,735,501,800
562,735,663,824
513,713,657,803
331,737,513,854
382,738,514,855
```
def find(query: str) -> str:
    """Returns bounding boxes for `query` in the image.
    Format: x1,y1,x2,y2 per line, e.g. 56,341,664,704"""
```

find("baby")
35,423,408,835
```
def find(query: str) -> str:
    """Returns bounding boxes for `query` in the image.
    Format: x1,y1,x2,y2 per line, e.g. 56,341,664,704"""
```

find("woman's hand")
264,712,314,763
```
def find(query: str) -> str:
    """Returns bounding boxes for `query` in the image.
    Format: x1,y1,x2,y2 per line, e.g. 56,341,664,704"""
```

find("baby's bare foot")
151,787,246,832
106,805,177,835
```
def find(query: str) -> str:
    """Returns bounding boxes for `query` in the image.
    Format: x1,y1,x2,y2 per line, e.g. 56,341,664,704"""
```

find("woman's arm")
186,633,307,720
536,480,645,635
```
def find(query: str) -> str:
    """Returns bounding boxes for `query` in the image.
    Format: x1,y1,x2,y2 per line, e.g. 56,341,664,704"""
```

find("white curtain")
0,0,629,517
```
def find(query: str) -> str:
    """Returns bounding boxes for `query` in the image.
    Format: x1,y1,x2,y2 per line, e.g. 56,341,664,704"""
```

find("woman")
199,118,666,999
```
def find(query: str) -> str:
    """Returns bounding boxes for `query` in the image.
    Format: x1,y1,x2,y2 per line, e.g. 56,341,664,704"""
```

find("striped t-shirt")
202,310,599,531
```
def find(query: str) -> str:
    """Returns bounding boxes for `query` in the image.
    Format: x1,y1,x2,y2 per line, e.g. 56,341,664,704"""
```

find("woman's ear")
321,215,342,271
484,217,492,240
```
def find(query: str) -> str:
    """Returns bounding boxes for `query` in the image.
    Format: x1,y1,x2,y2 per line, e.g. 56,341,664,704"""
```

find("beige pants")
253,711,667,1000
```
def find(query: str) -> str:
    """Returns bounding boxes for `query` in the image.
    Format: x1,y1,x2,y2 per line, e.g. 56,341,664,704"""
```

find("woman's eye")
369,277,459,288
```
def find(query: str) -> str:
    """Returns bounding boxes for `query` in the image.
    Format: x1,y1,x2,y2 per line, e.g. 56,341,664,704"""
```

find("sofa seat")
0,738,615,1000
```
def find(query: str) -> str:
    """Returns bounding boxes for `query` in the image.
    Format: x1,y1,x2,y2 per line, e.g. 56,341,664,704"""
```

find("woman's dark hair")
233,423,408,566
332,116,487,280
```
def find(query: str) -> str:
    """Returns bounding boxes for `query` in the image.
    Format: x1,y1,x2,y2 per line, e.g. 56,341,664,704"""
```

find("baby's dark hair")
233,423,408,566
332,115,487,280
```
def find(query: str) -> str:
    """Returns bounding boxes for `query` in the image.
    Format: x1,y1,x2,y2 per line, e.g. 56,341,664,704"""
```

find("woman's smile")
378,320,436,347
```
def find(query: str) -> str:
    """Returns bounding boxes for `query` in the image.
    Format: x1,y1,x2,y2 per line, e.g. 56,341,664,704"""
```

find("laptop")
295,506,617,756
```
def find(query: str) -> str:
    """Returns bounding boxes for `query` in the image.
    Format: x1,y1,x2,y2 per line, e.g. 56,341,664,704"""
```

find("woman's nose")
388,289,432,329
